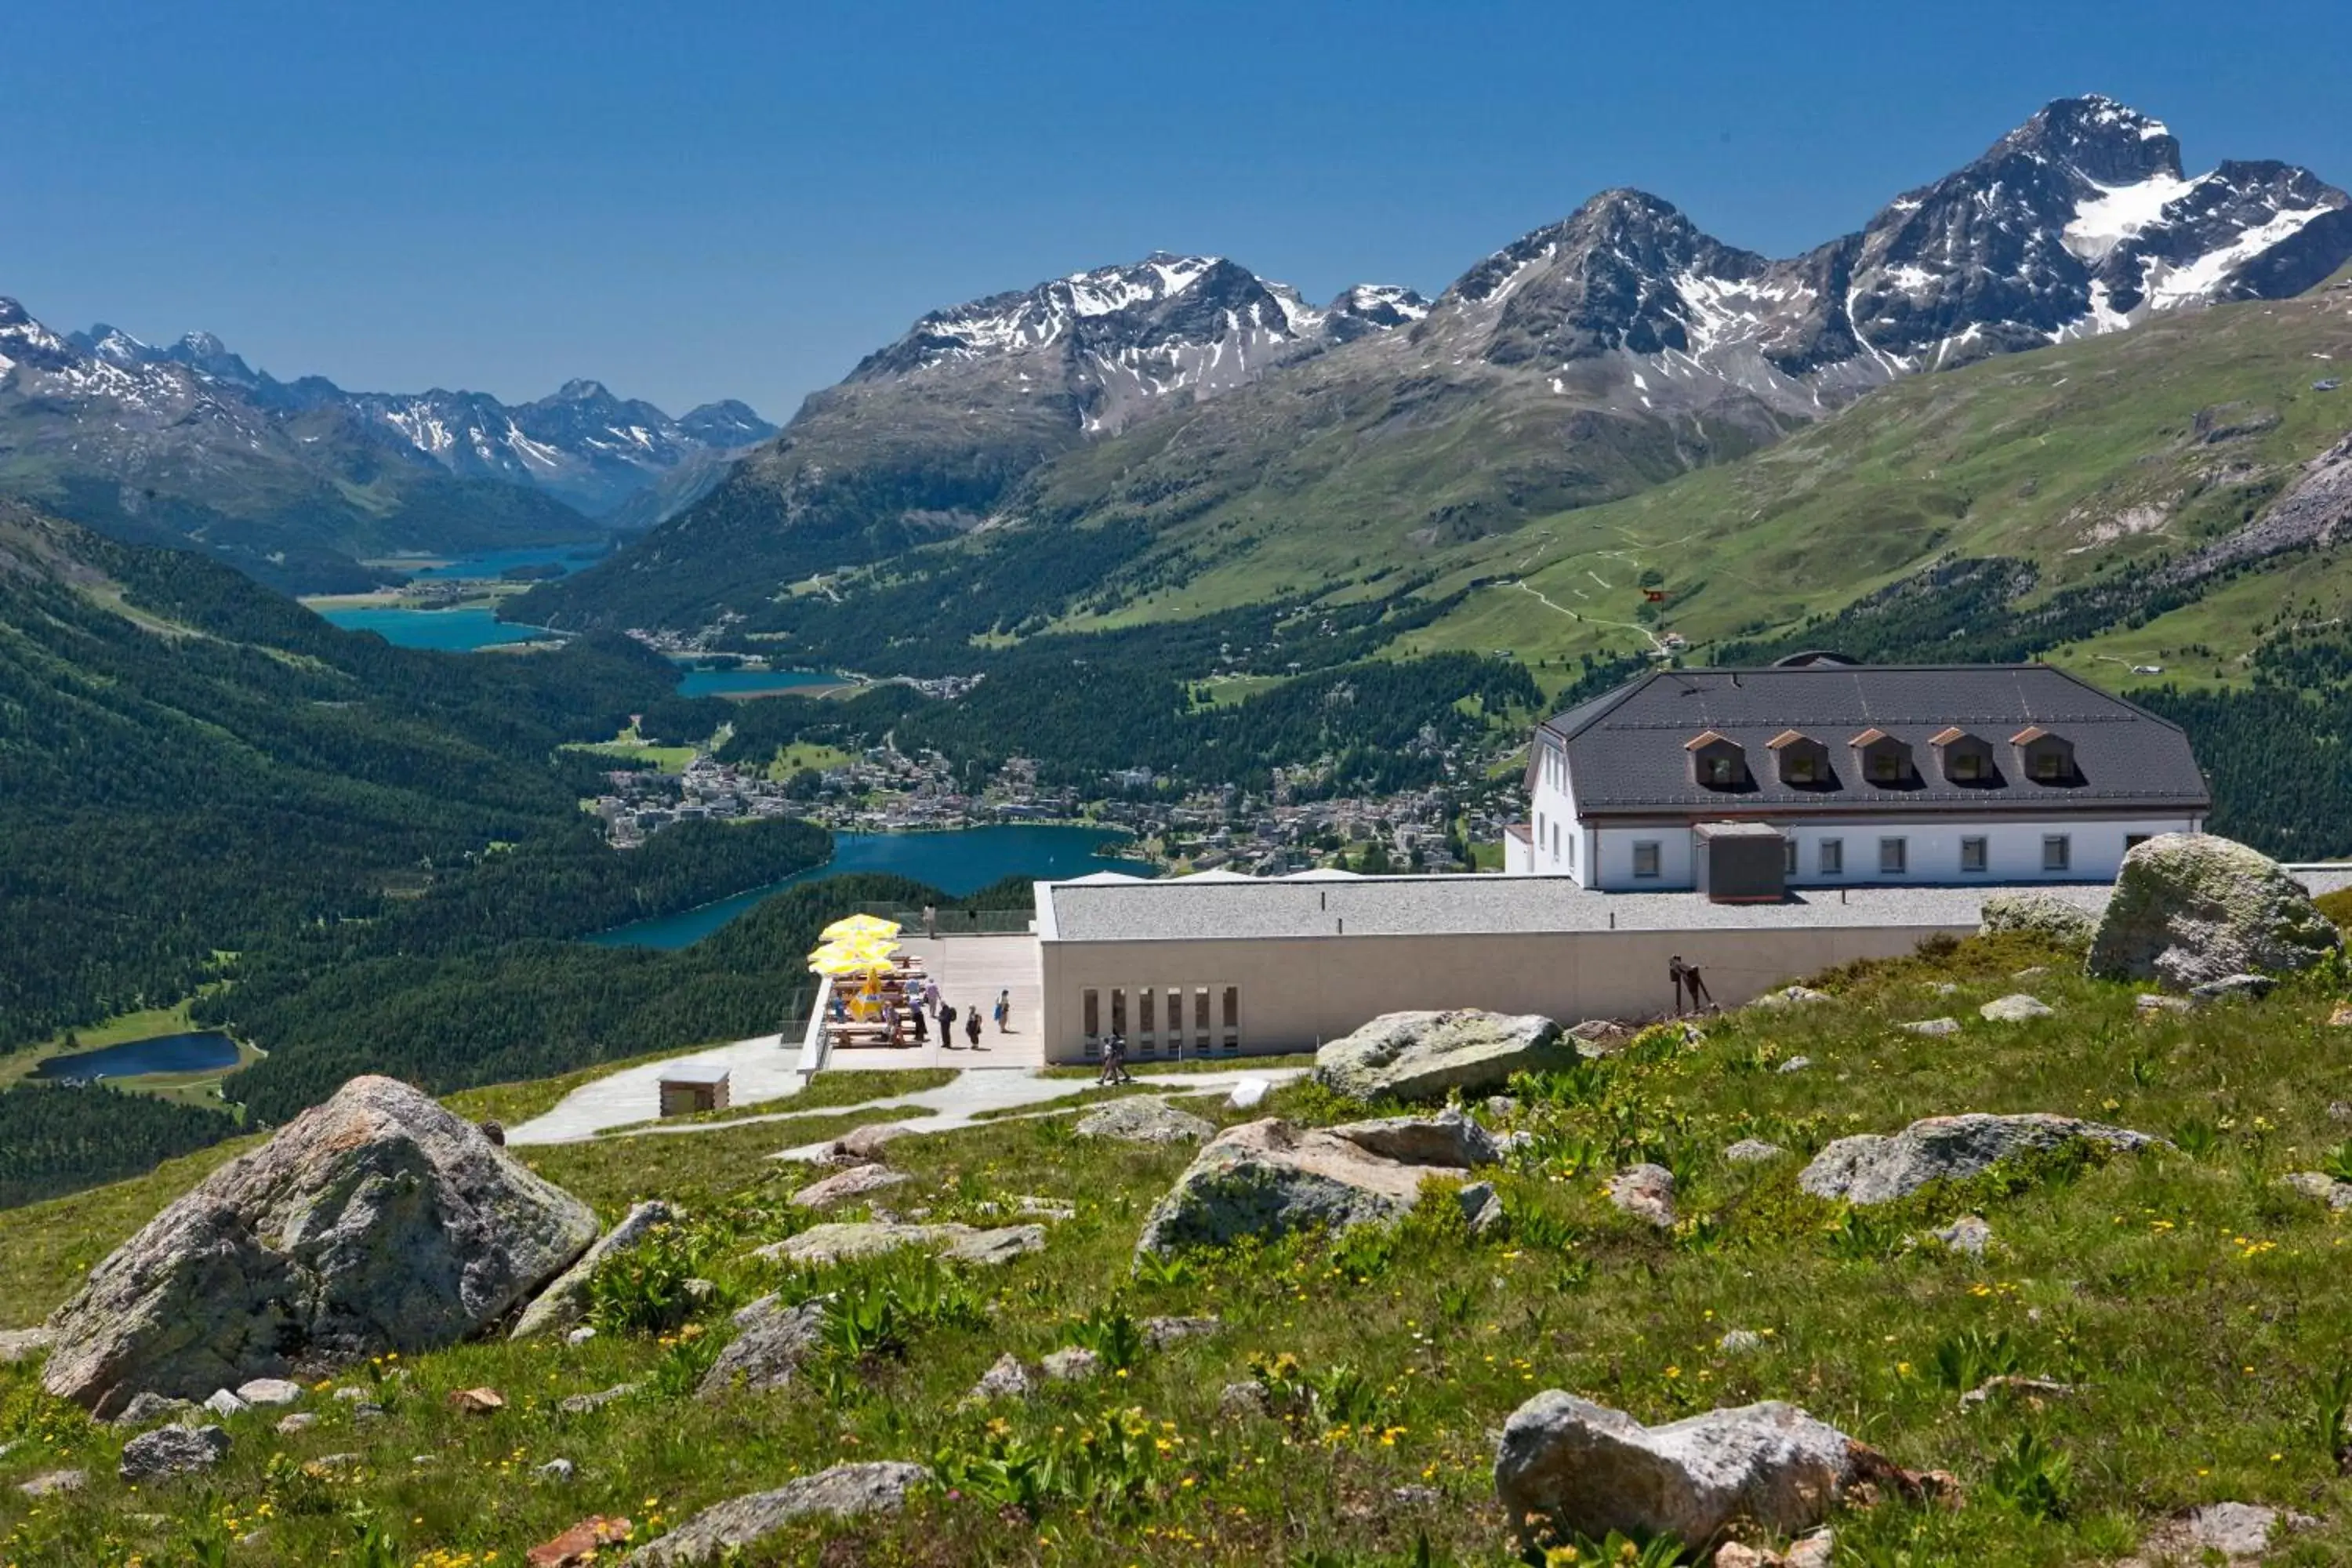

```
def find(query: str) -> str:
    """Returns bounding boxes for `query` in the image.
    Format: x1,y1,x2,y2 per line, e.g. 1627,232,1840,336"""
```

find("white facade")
1584,813,2201,891
1512,722,2203,891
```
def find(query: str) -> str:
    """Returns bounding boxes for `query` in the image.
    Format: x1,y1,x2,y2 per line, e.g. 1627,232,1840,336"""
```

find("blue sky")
7,0,2350,420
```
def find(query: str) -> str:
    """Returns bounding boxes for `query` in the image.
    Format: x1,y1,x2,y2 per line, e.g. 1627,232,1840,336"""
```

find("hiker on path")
1669,955,1714,1014
938,1000,959,1049
1098,1033,1133,1086
922,904,938,939
965,1008,983,1051
993,989,1011,1033
910,1005,927,1044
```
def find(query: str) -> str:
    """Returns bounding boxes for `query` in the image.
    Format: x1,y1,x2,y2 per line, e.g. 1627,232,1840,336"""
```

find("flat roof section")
1043,874,2111,945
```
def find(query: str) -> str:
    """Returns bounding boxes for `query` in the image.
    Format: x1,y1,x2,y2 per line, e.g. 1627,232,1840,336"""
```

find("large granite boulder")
1799,1113,2162,1205
511,1200,676,1341
1494,1393,1867,1553
44,1076,598,1416
624,1461,928,1565
2087,833,2340,989
1977,891,2096,949
1314,1010,1572,1102
1137,1115,1490,1255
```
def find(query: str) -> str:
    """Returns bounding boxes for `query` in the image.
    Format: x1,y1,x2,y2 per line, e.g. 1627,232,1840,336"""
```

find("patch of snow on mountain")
2144,201,2339,310
2063,172,2194,261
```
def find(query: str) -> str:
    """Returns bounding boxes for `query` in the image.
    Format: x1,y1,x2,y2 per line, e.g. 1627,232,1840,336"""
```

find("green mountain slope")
0,501,707,1046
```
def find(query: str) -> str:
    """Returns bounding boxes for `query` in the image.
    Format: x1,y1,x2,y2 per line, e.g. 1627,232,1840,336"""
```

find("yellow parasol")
807,945,897,977
821,913,902,943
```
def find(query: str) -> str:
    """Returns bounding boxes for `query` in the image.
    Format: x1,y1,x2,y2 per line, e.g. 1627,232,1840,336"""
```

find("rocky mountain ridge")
528,95,2352,635
57,321,775,517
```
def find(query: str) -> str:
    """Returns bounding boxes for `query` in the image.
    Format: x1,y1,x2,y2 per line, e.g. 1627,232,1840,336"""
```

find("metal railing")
844,902,1034,937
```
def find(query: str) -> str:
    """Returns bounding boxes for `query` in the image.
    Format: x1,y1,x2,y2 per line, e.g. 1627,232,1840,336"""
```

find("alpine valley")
0,305,775,593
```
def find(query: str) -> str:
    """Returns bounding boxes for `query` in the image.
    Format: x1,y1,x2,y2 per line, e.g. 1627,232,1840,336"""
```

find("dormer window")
1849,728,1915,786
1931,727,1998,785
1767,729,1832,788
2012,725,2078,785
1685,731,1749,790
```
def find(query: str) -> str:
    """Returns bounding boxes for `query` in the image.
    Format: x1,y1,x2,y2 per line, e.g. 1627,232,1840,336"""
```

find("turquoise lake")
314,603,557,650
587,826,1154,949
33,1030,239,1082
673,666,844,698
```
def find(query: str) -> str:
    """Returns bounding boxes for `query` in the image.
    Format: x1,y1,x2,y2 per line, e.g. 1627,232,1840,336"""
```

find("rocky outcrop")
1137,1115,1493,1255
623,1461,927,1565
43,1076,598,1416
1327,1105,1500,1167
1977,891,2097,948
697,1298,827,1400
0,1327,50,1364
1074,1098,1214,1145
1607,1164,1678,1229
2087,833,2340,989
513,1201,677,1342
759,1221,1044,1269
789,1165,908,1210
1494,1393,1886,1552
1799,1114,2162,1204
118,1423,230,1483
1312,1010,1573,1102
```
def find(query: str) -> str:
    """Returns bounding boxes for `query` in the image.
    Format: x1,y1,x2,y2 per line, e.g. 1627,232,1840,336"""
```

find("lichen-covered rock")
1723,1139,1788,1164
1932,1215,1994,1257
1978,993,2053,1022
1327,1105,1500,1167
696,1298,826,1400
2087,833,2341,989
111,1392,195,1428
759,1221,1041,1269
43,1076,597,1417
1073,1098,1214,1145
1136,1116,1478,1255
1977,891,2097,949
1041,1347,1102,1382
235,1377,303,1407
1900,1017,1962,1037
1799,1114,2162,1204
0,1327,51,1364
622,1461,927,1565
1494,1393,1866,1552
789,1166,909,1211
118,1422,230,1483
1312,1010,1573,1102
963,1352,1034,1404
2278,1171,2352,1210
1607,1164,1678,1229
513,1200,676,1341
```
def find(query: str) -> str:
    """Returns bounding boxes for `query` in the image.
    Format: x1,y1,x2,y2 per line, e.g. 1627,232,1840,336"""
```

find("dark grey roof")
1541,665,2209,817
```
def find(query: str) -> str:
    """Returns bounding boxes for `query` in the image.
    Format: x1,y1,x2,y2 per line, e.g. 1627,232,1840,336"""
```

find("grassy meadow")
9,933,2352,1563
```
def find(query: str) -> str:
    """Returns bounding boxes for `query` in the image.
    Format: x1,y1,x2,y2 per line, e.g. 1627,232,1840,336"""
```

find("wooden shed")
658,1063,732,1118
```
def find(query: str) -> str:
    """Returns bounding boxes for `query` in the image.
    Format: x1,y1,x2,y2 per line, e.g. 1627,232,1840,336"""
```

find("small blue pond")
32,1031,241,1082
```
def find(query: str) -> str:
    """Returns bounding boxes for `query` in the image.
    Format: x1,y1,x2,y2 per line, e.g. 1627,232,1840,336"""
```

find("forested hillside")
213,873,985,1124
0,503,821,1049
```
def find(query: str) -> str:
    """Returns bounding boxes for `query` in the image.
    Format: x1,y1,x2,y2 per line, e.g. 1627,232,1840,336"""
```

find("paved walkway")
506,1050,1302,1149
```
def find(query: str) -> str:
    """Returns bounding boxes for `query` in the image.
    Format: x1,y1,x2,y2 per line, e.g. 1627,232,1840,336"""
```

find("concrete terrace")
823,935,1044,1072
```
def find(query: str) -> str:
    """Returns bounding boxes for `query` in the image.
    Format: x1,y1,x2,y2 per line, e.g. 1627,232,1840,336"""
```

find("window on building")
1951,751,1985,781
1787,751,1818,784
2033,750,2067,781
1961,836,1988,873
1879,837,1907,875
1566,833,1577,871
1138,989,1155,1035
1819,838,1843,875
1632,840,1661,879
1083,989,1100,1039
1552,823,1560,862
1871,751,1904,783
1784,837,1798,874
2043,833,2071,872
1705,753,1737,786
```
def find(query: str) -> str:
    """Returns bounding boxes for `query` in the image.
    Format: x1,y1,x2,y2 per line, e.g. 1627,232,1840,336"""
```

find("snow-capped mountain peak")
844,250,1425,434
